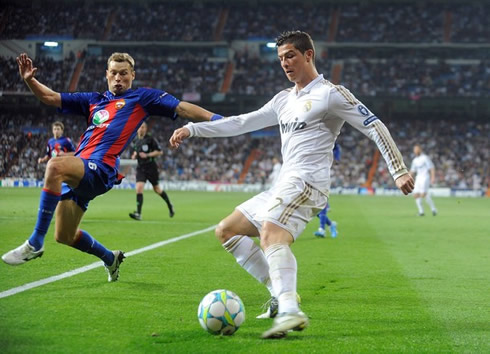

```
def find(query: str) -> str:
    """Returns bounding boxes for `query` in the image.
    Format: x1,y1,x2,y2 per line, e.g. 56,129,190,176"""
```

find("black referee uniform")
129,133,174,220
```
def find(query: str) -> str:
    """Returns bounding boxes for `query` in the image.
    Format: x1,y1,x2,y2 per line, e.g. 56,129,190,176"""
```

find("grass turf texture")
0,188,488,353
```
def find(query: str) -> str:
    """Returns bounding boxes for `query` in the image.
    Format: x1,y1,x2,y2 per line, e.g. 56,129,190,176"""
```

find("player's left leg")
55,200,124,282
260,222,308,339
153,184,174,218
423,193,437,215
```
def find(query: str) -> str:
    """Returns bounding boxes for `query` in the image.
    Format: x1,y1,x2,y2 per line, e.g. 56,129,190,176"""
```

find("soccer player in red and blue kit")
2,52,222,282
38,121,75,164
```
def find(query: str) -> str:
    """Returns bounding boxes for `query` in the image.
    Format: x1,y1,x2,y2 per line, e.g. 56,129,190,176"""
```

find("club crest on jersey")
357,105,370,116
280,118,307,134
93,110,110,125
115,99,126,110
303,100,312,112
142,144,149,152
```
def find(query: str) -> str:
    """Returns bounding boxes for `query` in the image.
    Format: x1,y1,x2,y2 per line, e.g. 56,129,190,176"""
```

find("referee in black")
129,122,174,220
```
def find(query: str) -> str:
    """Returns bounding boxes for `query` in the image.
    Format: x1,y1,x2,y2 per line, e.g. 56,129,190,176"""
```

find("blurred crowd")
0,1,487,190
2,2,488,43
1,53,488,98
76,52,225,97
1,112,488,191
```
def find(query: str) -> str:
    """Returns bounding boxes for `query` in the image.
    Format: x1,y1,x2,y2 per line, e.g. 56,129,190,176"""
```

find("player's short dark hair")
52,121,64,131
275,30,315,59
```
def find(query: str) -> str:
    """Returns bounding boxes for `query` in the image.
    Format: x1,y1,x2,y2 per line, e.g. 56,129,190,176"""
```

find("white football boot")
257,293,302,319
261,311,309,339
2,240,44,265
105,250,125,282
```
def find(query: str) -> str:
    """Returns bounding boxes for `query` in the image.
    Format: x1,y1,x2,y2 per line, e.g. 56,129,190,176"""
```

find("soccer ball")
197,289,245,335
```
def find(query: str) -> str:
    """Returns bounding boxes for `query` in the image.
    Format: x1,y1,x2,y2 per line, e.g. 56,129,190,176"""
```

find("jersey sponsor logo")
279,118,307,134
357,105,370,116
363,115,379,126
93,110,110,125
303,100,312,112
115,99,126,110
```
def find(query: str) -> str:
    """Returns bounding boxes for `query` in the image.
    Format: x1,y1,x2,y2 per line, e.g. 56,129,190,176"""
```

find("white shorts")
413,175,430,194
236,176,327,240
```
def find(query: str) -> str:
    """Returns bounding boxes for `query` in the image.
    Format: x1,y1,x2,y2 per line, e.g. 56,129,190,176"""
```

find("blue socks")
318,207,332,228
28,188,61,251
72,230,115,266
27,189,115,266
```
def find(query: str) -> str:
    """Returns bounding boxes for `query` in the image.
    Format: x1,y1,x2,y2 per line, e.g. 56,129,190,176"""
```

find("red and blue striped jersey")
59,88,179,170
45,136,75,158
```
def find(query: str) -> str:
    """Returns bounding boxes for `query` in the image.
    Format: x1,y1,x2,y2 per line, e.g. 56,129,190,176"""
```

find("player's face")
414,146,421,156
52,126,63,138
106,61,135,95
277,43,313,84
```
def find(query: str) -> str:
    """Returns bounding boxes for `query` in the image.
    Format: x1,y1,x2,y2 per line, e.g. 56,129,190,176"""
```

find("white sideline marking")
0,225,217,299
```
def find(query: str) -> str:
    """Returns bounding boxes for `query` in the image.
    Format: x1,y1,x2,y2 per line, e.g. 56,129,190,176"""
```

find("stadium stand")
0,0,488,192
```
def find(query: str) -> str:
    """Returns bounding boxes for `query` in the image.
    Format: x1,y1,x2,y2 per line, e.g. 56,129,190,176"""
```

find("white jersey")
185,74,407,195
269,162,282,185
410,154,434,180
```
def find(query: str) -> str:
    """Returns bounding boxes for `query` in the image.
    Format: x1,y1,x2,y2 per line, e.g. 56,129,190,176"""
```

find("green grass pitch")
0,188,488,353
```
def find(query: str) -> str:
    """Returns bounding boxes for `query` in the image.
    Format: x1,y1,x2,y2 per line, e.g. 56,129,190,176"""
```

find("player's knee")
215,221,234,244
45,159,64,180
153,186,162,194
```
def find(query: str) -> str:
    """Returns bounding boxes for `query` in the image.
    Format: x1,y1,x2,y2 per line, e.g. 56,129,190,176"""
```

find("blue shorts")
61,159,119,211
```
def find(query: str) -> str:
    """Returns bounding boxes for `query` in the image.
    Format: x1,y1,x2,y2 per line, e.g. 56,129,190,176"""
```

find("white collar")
293,74,324,96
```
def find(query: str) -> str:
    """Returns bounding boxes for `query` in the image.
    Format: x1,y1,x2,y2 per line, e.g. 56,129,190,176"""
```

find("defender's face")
52,126,63,139
106,61,135,95
277,43,312,83
414,146,422,156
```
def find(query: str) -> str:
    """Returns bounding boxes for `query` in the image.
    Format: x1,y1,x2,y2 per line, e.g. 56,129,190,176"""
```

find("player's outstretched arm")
169,127,191,149
17,53,61,108
175,101,221,122
395,173,414,195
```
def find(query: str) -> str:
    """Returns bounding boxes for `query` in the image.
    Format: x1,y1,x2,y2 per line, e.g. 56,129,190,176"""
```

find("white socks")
415,198,424,214
264,243,299,314
223,236,274,296
425,194,437,212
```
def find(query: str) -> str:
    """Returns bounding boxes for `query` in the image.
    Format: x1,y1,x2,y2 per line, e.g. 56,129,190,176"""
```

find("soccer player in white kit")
410,145,437,216
170,31,414,339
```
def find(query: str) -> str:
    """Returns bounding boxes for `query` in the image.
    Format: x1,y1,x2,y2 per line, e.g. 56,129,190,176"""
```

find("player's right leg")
129,182,145,221
413,193,424,216
2,156,84,265
215,209,277,316
314,207,327,237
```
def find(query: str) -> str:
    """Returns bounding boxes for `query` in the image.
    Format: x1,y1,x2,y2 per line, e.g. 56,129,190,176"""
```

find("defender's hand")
395,173,414,195
169,127,190,149
17,53,37,82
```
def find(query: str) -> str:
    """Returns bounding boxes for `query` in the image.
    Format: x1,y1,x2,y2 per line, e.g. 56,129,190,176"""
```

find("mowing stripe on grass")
0,225,217,299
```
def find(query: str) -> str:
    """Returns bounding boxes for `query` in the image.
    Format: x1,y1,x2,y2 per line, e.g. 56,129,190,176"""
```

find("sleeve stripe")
373,121,406,174
335,86,359,106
